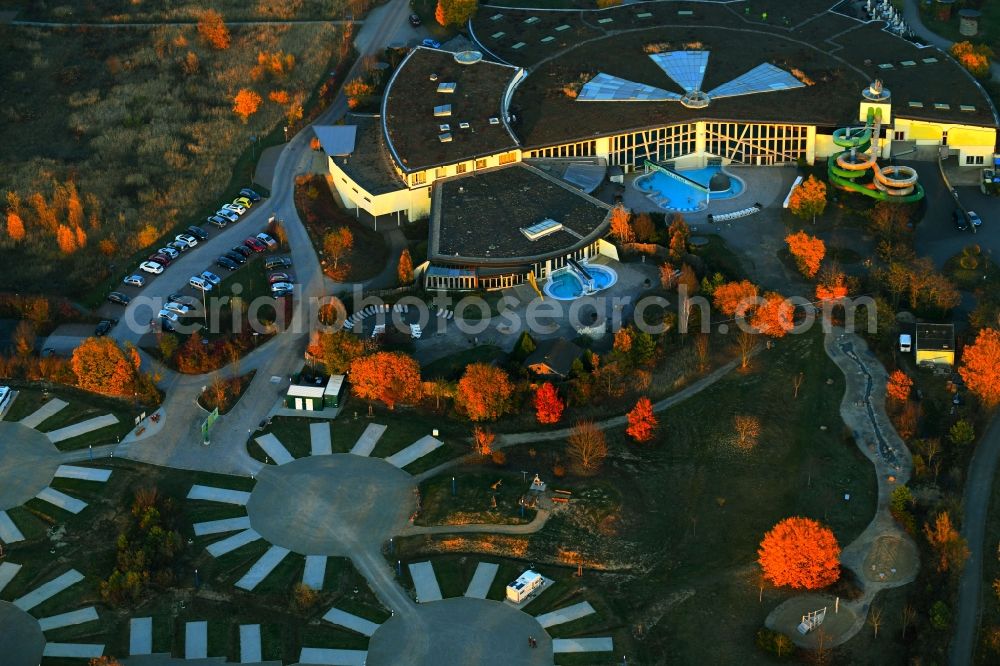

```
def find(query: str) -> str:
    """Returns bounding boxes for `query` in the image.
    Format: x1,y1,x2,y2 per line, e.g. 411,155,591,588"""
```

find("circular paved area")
769,593,859,648
0,601,45,666
0,422,61,510
367,598,552,666
246,454,416,555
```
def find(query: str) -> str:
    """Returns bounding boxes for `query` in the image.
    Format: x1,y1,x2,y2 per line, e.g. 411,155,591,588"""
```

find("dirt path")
6,18,361,28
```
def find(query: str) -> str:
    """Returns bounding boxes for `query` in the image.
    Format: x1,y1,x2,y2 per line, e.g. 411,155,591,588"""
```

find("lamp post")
249,135,258,186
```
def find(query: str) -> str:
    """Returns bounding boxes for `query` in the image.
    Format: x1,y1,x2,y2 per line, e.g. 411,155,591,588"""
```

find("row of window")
526,140,598,159
411,152,518,187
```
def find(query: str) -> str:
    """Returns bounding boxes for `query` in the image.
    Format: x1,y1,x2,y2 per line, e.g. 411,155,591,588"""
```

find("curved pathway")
902,0,1000,83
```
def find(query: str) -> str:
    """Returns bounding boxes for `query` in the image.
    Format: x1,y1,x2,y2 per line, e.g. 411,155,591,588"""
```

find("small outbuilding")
915,323,955,367
285,374,346,411
506,570,543,603
524,339,583,379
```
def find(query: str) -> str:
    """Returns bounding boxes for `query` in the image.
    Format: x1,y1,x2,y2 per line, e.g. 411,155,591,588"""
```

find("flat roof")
313,125,357,156
288,384,325,398
916,323,955,351
334,115,406,196
383,47,522,172
430,163,611,265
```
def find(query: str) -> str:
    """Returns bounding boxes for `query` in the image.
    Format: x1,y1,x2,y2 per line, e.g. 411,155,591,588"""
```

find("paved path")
53,465,112,482
13,569,84,611
322,607,381,636
206,528,261,557
464,562,498,599
535,601,596,629
551,637,613,653
42,643,105,658
0,422,63,510
298,648,367,665
408,561,442,603
38,606,99,631
256,434,294,465
18,399,67,428
385,435,442,469
0,562,22,594
309,422,332,456
9,18,362,27
185,621,208,659
902,0,1000,82
240,624,262,664
130,617,153,655
350,424,386,456
399,507,551,538
45,414,118,443
193,516,251,536
0,511,25,543
303,555,327,590
36,486,88,514
235,545,291,590
187,485,251,505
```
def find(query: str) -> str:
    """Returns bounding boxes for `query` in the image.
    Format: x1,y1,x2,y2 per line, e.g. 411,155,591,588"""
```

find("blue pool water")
544,264,618,300
635,166,745,212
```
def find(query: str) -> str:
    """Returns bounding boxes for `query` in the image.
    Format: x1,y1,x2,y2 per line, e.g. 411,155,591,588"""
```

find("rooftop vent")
960,104,976,112
434,104,452,117
439,123,451,132
459,122,470,129
934,103,951,110
438,133,453,143
489,117,500,125
908,101,923,108
454,50,484,65
429,73,439,82
437,82,457,93
520,218,563,241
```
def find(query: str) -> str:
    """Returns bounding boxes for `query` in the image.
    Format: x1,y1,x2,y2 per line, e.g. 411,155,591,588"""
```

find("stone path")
551,637,614,653
187,485,251,505
385,435,443,469
0,510,25,543
206,528,262,557
53,464,112,482
235,545,291,591
256,434,294,465
240,623,262,663
322,607,380,636
408,561,442,603
185,621,208,659
350,424,386,456
130,616,153,655
38,606,99,631
36,486,88,514
18,398,68,428
464,562,498,599
43,643,105,658
0,562,22,594
13,569,84,611
535,601,596,628
45,413,118,443
298,647,368,665
303,555,327,590
310,423,332,456
193,516,252,536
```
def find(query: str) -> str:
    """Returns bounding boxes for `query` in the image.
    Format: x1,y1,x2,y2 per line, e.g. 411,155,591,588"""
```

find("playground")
768,594,860,648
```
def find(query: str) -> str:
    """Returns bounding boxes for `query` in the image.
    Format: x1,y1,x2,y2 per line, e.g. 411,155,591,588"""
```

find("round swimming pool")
543,264,618,301
635,166,745,212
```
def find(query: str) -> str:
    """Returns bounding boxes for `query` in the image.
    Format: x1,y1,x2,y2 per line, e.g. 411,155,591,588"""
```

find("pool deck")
543,262,618,301
632,166,745,214
623,164,783,219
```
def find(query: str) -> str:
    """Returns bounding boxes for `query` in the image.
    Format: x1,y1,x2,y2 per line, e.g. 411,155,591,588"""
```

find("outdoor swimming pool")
635,166,745,212
544,263,618,301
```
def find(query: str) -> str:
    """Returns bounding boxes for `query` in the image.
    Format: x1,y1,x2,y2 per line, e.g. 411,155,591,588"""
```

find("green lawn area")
4,384,138,450
416,470,537,527
421,345,507,381
978,473,1000,663
921,4,1000,54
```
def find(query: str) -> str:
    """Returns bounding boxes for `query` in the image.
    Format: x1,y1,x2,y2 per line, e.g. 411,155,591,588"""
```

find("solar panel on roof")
648,51,709,92
706,63,805,99
577,72,680,101
437,82,456,93
434,104,452,117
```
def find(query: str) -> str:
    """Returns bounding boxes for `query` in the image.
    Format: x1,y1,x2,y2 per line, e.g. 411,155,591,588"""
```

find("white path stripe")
187,485,251,505
303,555,327,590
0,562,23,595
43,643,105,658
185,621,208,659
13,569,84,611
536,601,596,628
235,545,291,591
46,413,118,443
129,617,153,655
256,433,294,465
193,516,251,536
298,648,368,665
19,398,68,428
464,562,499,599
206,528,261,557
350,423,386,456
385,435,443,469
54,465,112,482
551,637,614,653
240,624,262,664
321,607,380,637
36,486,88,514
310,422,332,456
0,510,25,543
408,561,442,603
38,606,100,631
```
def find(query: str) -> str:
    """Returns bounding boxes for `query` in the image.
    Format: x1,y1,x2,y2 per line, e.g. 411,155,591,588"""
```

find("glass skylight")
706,63,805,99
577,72,680,101
649,51,709,92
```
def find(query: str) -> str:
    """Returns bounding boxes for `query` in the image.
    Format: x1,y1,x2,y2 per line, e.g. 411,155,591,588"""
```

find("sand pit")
863,535,919,584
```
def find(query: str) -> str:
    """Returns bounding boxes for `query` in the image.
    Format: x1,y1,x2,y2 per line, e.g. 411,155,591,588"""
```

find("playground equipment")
827,107,924,202
797,607,828,635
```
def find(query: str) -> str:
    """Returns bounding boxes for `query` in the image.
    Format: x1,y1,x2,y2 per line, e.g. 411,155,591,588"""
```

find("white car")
164,302,191,316
270,282,294,293
139,261,165,275
217,209,240,223
189,276,212,291
223,203,246,215
123,274,145,287
256,232,278,249
200,270,222,286
175,234,199,248
158,246,180,260
157,309,179,323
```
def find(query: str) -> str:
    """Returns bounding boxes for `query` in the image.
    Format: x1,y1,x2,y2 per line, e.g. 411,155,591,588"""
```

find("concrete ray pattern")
130,617,153,655
17,398,68,428
309,422,332,456
255,434,294,465
185,621,208,659
45,413,118,443
350,423,386,456
54,465,113,482
42,642,105,658
303,555,327,590
408,561,442,603
0,562,23,594
321,607,380,636
13,569,84,611
0,510,25,543
0,422,63,510
464,562,498,599
206,528,262,557
240,624,262,663
384,435,442,469
535,601,596,628
235,545,291,591
193,516,251,536
298,647,367,665
187,485,251,505
35,486,88,514
37,606,100,630
551,637,614,653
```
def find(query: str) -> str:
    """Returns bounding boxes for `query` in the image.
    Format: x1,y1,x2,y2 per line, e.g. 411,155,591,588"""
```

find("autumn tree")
197,9,231,49
785,231,825,278
949,419,975,447
567,420,608,475
71,337,140,397
233,89,263,123
632,212,656,242
659,262,677,289
960,327,1000,408
758,517,841,589
136,224,159,249
323,227,354,274
713,280,759,317
815,268,849,301
613,326,633,354
349,351,422,409
435,0,478,26
626,396,658,443
12,320,35,357
56,224,78,254
455,363,514,421
397,248,414,285
951,40,993,78
471,425,495,457
751,292,794,338
6,197,25,241
924,511,970,573
533,382,564,424
667,213,690,262
733,414,761,451
788,175,827,223
609,203,634,244
886,370,913,403
307,330,366,375
89,658,123,666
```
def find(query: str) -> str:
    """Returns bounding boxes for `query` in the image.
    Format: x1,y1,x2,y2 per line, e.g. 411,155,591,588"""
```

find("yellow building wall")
915,349,955,366
814,133,839,159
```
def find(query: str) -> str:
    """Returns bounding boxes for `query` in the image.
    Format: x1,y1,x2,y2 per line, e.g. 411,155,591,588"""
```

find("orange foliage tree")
758,517,841,589
632,212,656,242
785,231,825,278
886,370,913,403
533,382,564,424
349,351,422,409
609,204,634,244
456,363,514,421
959,327,1000,408
71,337,140,397
397,248,414,285
197,9,231,49
307,330,366,375
951,41,993,78
7,209,25,241
233,89,263,123
713,280,759,317
323,227,353,271
751,292,794,338
626,396,658,443
659,262,677,289
471,425,495,457
815,269,849,301
924,511,970,573
56,224,78,254
788,175,827,223
613,326,633,353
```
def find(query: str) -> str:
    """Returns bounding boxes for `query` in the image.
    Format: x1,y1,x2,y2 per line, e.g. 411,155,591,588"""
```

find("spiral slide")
827,109,924,202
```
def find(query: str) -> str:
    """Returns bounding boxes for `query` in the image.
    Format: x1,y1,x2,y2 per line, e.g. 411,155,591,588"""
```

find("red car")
268,272,293,284
244,237,267,253
148,253,171,266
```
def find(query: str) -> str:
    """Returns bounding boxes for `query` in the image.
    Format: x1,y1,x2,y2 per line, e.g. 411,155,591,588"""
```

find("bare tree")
869,606,883,639
694,333,709,372
901,603,916,639
733,415,762,451
736,330,758,370
567,421,608,475
792,372,805,399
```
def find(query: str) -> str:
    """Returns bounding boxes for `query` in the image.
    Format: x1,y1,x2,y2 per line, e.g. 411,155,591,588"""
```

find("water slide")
827,108,924,202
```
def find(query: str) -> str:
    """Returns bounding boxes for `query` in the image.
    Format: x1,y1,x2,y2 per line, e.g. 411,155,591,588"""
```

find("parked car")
158,309,180,324
268,272,292,284
107,291,131,306
164,302,190,316
189,276,212,291
256,232,278,249
95,319,115,336
953,208,969,231
224,250,248,264
231,245,252,258
223,203,247,215
123,274,145,287
239,188,262,202
167,240,189,254
168,294,198,307
234,196,253,209
265,256,292,270
175,234,199,248
244,237,267,253
272,288,292,298
149,253,172,266
270,282,294,293
158,246,180,260
200,270,222,286
968,210,983,229
216,256,239,271
422,38,440,48
140,261,165,275
187,225,209,240
409,13,422,26
217,209,240,223
208,215,229,228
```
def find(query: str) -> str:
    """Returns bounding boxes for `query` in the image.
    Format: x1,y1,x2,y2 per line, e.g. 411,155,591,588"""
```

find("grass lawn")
416,470,537,527
944,247,999,291
421,345,507,381
978,471,1000,663
197,370,256,415
5,384,138,450
921,4,1000,54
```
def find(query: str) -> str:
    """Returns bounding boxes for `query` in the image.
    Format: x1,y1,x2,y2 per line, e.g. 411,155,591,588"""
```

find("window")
456,163,468,174
893,131,905,141
435,167,447,179
966,155,985,165
475,158,487,170
942,130,948,145
412,172,426,186
499,151,517,165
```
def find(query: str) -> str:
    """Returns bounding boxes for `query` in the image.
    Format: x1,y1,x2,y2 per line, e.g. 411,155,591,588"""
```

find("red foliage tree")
815,269,849,301
533,382,564,424
6,210,25,241
71,337,138,397
397,248,414,285
197,9,231,49
455,363,514,421
349,351,422,409
959,327,1000,408
886,369,913,403
713,280,759,317
758,517,841,589
233,89,262,123
751,292,794,338
785,231,825,278
626,396,658,443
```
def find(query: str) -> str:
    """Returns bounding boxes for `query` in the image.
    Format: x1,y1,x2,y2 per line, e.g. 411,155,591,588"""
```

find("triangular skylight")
649,51,709,93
